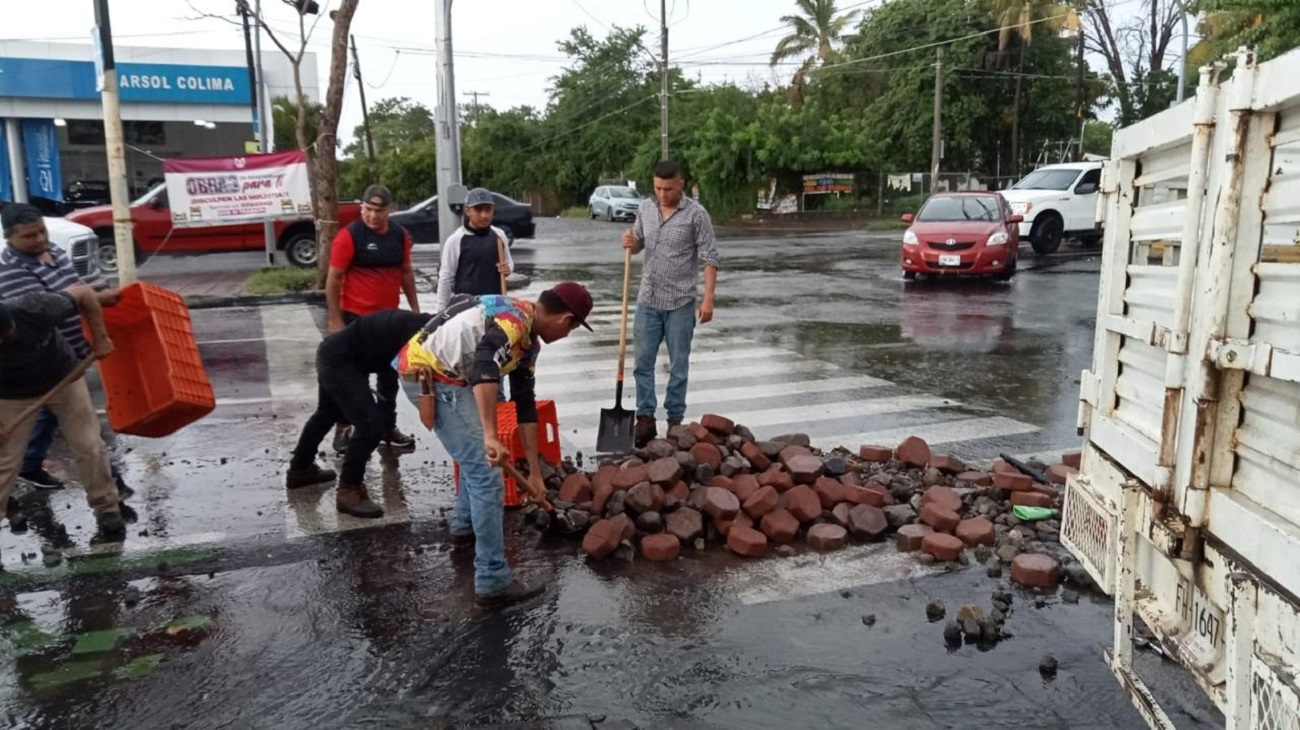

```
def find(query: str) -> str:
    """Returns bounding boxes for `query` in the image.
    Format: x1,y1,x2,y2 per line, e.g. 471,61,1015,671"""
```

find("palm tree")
770,0,862,105
984,0,1078,171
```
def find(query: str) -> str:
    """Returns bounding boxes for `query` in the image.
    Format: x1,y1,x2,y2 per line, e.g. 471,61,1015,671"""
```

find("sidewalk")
138,269,249,298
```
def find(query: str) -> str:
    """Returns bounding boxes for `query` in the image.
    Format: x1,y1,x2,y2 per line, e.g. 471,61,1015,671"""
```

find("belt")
433,371,468,387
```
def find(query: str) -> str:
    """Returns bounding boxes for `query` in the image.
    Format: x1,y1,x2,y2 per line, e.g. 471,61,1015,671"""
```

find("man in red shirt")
325,184,420,451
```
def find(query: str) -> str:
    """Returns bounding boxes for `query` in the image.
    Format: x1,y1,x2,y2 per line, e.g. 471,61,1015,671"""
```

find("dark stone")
1062,589,1080,604
772,433,812,448
926,601,946,622
694,464,715,484
987,564,1003,579
943,621,962,646
822,455,848,477
605,491,627,516
1039,655,1058,677
635,511,664,534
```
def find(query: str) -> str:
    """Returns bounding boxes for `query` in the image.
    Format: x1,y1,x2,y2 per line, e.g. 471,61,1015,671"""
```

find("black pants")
291,342,383,483
341,310,400,431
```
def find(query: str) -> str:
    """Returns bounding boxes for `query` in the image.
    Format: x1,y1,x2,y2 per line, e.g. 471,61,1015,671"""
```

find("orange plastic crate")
455,399,561,507
96,282,215,437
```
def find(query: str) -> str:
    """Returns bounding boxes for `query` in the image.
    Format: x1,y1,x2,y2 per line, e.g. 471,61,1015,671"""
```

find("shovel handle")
500,459,553,512
497,235,509,295
0,355,96,444
615,246,632,391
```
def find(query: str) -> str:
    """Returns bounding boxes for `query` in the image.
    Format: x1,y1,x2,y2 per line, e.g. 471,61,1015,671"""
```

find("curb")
182,274,533,310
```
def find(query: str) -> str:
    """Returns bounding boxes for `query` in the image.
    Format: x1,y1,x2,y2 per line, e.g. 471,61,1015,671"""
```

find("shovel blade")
596,406,635,454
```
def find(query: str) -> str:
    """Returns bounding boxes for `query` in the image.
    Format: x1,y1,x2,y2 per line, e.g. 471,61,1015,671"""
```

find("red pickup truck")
66,184,363,272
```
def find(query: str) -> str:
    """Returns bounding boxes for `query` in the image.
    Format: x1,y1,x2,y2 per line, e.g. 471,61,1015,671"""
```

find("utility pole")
659,0,669,160
1175,0,1188,103
253,0,276,264
1075,27,1086,161
433,0,463,244
350,34,377,184
930,46,944,192
238,1,277,265
94,0,136,284
462,90,490,123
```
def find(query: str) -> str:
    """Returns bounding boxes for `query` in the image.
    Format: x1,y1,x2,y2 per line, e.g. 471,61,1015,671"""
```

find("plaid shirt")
631,195,719,310
0,243,90,358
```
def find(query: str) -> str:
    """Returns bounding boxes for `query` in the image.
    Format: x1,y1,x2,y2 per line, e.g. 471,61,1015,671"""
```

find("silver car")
588,185,642,222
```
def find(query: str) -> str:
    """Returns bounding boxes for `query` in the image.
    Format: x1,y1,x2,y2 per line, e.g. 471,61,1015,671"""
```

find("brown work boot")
286,464,337,490
634,416,657,448
336,482,383,519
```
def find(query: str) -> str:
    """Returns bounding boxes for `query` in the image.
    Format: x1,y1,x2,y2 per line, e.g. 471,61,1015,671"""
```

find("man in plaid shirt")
621,160,719,447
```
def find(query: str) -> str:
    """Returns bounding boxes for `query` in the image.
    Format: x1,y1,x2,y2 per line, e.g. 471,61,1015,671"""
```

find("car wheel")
604,206,614,222
283,231,319,268
97,239,118,274
1030,215,1064,255
498,225,516,248
903,270,918,281
992,256,1017,281
589,207,597,220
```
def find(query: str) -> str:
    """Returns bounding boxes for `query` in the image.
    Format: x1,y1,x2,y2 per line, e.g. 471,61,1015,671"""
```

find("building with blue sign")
0,40,318,210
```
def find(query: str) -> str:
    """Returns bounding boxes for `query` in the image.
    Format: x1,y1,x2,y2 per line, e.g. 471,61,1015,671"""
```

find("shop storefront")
0,40,318,212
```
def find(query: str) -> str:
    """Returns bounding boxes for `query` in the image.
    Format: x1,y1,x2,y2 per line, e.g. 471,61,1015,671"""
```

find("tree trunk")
1011,44,1025,175
292,63,309,154
312,0,361,286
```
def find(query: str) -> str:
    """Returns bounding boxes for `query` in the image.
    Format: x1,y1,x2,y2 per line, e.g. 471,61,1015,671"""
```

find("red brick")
758,467,795,493
955,471,992,486
591,482,616,515
1011,553,1062,588
715,512,754,538
919,503,961,533
1031,482,1062,499
686,485,709,511
688,422,717,445
955,517,996,547
727,525,769,557
859,444,893,463
626,482,665,514
814,477,846,509
701,413,735,436
691,443,722,472
1011,491,1054,508
1047,464,1078,485
741,441,771,471
665,507,704,543
640,532,681,561
992,459,1017,475
559,472,593,503
730,473,761,503
840,471,862,487
708,475,735,490
785,455,824,485
848,505,888,540
831,502,852,527
842,485,888,508
896,436,932,468
582,520,621,559
759,508,800,544
921,486,962,513
993,471,1033,492
930,454,965,475
896,523,934,552
666,481,690,503
1061,450,1083,469
591,464,618,492
608,513,636,542
779,444,814,466
784,485,823,523
647,457,683,486
612,465,649,491
806,523,848,551
742,485,780,518
703,486,740,521
922,533,965,562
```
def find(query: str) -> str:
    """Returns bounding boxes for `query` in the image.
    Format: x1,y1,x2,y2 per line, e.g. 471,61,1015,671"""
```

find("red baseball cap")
548,282,593,331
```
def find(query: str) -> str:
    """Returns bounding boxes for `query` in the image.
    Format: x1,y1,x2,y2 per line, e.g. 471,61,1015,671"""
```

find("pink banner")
163,151,312,228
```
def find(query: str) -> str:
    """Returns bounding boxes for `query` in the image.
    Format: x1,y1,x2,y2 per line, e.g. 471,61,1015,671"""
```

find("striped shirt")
631,195,719,311
0,243,90,358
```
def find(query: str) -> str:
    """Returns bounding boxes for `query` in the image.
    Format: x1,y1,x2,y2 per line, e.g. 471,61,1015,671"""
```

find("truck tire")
283,230,319,268
1030,214,1064,255
589,207,597,220
96,230,145,274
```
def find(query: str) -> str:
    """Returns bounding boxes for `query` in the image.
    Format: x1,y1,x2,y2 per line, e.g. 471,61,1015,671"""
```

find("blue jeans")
436,381,513,595
633,303,696,423
24,407,123,482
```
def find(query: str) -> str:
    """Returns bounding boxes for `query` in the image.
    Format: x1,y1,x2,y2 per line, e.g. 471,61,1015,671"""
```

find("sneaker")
634,416,657,448
95,511,127,542
332,425,352,455
336,481,384,519
19,469,64,491
475,579,544,609
449,531,476,548
285,464,338,490
381,428,416,449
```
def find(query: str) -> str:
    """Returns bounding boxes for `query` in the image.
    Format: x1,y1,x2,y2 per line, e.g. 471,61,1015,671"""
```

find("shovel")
497,235,509,295
596,247,635,454
0,356,96,446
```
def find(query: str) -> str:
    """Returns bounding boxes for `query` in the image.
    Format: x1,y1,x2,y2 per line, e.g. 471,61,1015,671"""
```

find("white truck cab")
0,203,103,286
1000,161,1104,254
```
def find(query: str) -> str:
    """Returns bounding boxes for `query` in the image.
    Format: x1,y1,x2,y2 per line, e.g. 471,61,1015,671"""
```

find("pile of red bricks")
524,414,1085,592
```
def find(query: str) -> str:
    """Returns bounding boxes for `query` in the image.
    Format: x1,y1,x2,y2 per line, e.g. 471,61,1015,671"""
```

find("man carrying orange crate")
0,286,126,545
394,283,593,609
325,184,420,454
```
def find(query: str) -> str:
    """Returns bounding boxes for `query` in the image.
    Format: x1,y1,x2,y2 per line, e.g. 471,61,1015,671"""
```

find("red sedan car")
899,192,1023,280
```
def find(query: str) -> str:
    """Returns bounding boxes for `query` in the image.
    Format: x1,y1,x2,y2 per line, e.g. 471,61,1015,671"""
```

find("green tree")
338,97,438,205
1189,0,1300,67
272,95,320,154
770,0,863,104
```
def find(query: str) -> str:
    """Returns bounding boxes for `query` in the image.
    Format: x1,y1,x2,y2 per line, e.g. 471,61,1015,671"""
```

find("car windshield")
609,186,639,199
132,183,165,207
1011,169,1080,191
916,196,1000,222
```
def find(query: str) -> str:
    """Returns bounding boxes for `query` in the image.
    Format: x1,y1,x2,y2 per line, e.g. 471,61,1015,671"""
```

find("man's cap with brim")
466,188,495,208
362,184,393,207
548,282,593,331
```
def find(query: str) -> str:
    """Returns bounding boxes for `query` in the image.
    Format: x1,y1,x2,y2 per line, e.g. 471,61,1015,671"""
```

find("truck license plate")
1175,578,1225,665
938,254,961,267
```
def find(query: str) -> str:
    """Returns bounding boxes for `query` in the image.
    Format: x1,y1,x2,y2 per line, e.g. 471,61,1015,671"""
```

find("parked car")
899,192,1023,280
63,180,112,210
587,185,642,222
998,161,1103,254
65,184,364,270
389,191,536,246
0,201,102,285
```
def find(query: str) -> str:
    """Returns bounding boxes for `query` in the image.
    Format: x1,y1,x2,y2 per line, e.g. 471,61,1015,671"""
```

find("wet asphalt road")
0,219,1224,728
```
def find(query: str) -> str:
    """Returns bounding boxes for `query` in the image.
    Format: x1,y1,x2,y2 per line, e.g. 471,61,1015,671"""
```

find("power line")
517,94,658,154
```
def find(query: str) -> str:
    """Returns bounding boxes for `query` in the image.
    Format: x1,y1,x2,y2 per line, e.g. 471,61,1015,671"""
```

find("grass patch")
243,267,319,295
559,206,590,218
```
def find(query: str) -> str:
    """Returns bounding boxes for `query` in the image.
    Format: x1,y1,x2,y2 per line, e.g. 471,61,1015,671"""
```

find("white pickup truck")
1062,47,1300,729
1000,161,1104,254
0,203,102,286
